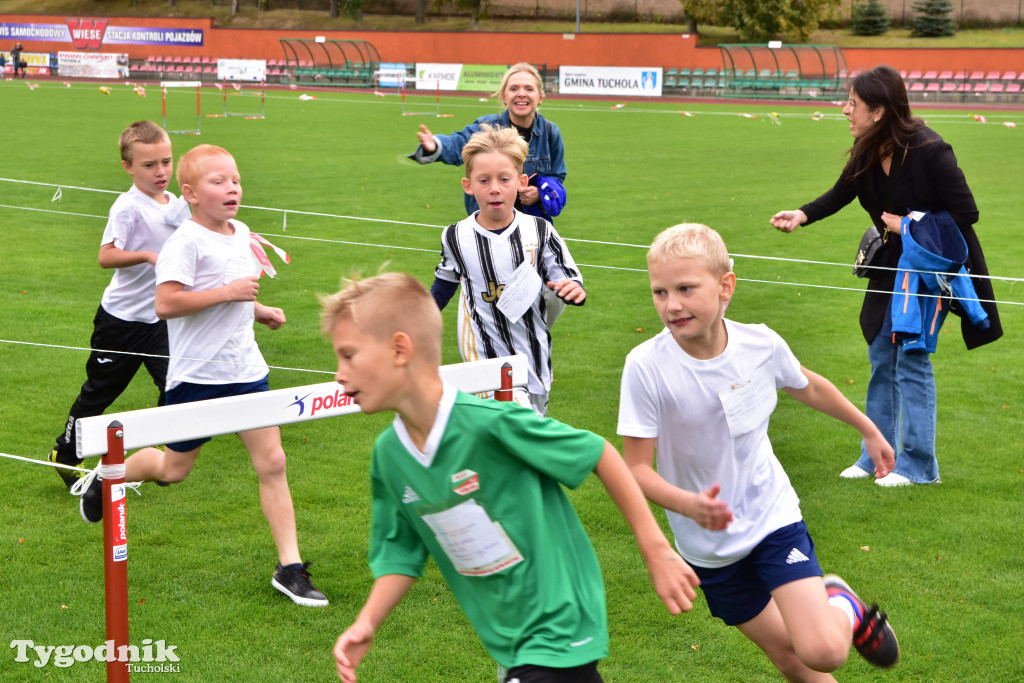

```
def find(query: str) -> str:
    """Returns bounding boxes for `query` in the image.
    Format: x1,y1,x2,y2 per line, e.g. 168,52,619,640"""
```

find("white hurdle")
77,354,528,458
77,354,526,682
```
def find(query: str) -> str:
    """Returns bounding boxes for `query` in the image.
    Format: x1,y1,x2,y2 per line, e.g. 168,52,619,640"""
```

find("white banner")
217,58,266,82
413,62,462,90
559,66,663,97
58,51,128,79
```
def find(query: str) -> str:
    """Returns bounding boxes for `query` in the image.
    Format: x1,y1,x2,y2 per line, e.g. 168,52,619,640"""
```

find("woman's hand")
880,211,904,234
770,210,807,233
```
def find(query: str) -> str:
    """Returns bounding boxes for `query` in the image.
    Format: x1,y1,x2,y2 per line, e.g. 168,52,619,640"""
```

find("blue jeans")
852,334,939,483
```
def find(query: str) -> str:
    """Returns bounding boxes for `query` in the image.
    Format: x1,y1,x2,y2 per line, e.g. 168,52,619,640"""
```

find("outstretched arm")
593,441,699,615
622,436,733,531
334,574,416,682
783,367,895,478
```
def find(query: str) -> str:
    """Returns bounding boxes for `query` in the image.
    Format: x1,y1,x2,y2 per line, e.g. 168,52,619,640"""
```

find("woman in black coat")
770,65,1001,487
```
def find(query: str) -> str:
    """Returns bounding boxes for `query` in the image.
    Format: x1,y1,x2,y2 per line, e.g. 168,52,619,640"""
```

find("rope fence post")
103,420,130,683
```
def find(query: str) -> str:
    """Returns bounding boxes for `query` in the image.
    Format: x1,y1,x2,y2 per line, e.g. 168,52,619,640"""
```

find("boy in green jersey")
323,272,699,683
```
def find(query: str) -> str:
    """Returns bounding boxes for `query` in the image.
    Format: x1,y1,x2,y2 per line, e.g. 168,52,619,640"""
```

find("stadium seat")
1006,82,1022,94
909,82,925,92
923,70,938,80
1002,71,1017,80
953,70,968,80
925,82,940,92
986,70,1000,80
941,82,956,93
989,83,1004,94
666,67,678,77
957,82,972,92
907,70,923,81
973,82,988,93
665,77,677,88
938,70,953,80
969,70,985,81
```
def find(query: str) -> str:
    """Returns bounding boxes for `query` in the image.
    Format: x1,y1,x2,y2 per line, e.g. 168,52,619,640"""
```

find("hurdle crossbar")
77,355,529,459
160,80,202,135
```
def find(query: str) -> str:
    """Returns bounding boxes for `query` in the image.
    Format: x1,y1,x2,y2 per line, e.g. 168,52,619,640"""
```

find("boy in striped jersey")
430,124,584,416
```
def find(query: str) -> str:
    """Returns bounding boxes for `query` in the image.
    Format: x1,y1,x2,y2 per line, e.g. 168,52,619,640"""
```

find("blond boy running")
324,272,699,683
619,224,900,680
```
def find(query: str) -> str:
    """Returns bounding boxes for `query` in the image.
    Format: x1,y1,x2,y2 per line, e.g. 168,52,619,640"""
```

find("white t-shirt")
100,185,178,323
617,319,809,568
434,211,581,395
155,219,267,390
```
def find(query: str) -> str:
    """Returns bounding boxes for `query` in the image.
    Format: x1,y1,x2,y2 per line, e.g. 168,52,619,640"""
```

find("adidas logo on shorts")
402,487,420,504
786,548,810,564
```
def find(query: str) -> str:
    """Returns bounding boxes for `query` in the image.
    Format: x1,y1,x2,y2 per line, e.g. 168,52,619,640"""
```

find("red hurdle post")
103,421,130,683
494,362,513,402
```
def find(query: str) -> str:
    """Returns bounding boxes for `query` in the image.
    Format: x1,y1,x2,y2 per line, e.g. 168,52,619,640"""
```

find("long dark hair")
844,65,926,178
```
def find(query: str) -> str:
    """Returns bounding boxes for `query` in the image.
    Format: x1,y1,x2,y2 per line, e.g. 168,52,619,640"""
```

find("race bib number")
718,366,777,438
422,499,523,576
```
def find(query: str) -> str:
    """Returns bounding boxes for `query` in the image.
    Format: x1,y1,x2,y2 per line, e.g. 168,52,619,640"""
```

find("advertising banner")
58,51,128,78
376,62,407,87
558,66,663,97
217,58,266,82
413,62,461,91
0,19,203,49
1,50,50,75
413,63,512,92
456,64,507,93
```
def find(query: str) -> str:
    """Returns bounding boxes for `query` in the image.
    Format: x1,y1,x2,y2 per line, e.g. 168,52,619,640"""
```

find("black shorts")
504,661,602,683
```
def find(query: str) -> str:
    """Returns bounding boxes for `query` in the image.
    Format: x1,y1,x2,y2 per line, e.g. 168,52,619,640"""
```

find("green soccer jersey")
368,385,609,670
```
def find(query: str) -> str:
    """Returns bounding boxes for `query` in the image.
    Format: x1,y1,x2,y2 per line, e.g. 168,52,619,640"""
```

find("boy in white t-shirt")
430,124,584,416
618,224,901,678
49,121,188,489
75,144,327,608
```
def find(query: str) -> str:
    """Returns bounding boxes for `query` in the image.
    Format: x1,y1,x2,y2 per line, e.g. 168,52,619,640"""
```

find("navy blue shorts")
688,520,823,627
165,376,269,453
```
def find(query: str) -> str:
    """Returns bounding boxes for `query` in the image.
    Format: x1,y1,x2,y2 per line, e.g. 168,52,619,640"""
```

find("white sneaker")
875,472,913,487
840,465,872,479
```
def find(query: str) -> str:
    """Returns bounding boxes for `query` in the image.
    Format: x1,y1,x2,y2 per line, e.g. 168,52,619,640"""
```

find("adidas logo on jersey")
786,548,810,564
401,487,420,504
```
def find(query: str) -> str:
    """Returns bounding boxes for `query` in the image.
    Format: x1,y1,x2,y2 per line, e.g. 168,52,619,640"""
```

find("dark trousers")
54,306,168,460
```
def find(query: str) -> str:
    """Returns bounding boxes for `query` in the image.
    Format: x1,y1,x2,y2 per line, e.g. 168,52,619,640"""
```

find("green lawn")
0,81,1022,681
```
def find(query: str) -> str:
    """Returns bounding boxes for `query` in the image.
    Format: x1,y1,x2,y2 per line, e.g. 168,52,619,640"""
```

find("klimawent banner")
559,66,663,97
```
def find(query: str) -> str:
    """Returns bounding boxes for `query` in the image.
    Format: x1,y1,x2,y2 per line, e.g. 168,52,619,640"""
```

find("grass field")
1,80,1022,682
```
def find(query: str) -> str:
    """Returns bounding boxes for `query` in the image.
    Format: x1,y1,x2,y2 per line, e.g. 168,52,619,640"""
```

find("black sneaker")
48,447,85,490
824,574,900,668
71,468,104,524
271,562,329,607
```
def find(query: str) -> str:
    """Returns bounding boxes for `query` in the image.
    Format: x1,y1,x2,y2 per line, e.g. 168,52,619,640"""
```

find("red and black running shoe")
825,573,900,668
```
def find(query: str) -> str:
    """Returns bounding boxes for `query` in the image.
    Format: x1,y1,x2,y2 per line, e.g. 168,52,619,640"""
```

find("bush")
911,0,955,37
851,0,890,36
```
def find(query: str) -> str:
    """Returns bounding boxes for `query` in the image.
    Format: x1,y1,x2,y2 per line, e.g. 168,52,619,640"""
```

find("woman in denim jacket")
409,62,566,224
